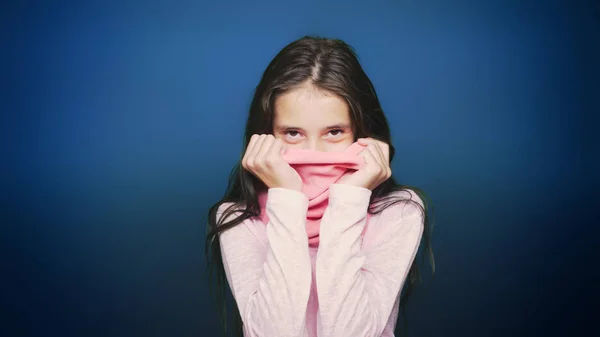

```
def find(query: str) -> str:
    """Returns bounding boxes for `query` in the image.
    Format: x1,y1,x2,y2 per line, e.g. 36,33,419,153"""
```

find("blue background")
3,0,598,336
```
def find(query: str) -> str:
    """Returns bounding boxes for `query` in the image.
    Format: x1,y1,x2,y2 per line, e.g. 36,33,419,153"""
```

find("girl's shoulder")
216,201,268,246
362,188,426,248
368,188,426,229
216,201,246,219
373,187,425,214
391,188,424,203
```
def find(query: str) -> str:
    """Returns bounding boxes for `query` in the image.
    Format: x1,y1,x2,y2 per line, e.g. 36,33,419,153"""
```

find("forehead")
274,86,350,128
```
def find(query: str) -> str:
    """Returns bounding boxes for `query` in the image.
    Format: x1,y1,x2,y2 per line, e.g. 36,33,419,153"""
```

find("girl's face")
273,85,355,152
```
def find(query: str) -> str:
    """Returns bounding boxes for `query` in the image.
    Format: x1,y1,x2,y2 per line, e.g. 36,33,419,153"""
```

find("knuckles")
244,159,255,170
243,134,281,173
366,165,383,176
263,155,278,168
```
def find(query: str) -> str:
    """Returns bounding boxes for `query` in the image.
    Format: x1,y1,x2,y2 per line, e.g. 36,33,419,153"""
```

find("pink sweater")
218,184,424,337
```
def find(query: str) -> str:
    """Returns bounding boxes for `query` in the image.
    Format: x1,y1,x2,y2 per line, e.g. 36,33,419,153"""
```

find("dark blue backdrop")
3,0,598,336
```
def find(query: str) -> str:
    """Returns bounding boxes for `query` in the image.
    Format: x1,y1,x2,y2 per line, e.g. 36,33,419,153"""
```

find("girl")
206,36,434,337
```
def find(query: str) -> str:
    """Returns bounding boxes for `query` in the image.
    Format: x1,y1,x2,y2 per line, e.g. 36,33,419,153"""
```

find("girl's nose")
305,141,326,152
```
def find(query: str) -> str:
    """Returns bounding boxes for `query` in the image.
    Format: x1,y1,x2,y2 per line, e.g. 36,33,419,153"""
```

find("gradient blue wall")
3,0,598,336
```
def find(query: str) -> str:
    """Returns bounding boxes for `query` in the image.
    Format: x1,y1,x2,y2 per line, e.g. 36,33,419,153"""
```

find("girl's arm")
315,184,424,337
218,188,312,337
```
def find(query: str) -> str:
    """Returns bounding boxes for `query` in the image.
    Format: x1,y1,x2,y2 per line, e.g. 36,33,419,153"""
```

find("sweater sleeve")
315,184,425,337
218,188,312,337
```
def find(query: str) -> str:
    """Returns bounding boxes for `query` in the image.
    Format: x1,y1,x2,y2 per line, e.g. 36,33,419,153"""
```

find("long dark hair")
205,36,435,336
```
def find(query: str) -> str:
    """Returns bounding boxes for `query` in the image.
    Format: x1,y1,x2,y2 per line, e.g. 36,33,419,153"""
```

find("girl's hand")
339,138,392,190
242,134,303,192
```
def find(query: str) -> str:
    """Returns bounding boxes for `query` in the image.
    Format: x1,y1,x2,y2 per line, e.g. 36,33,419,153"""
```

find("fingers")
358,146,378,168
256,135,275,169
369,142,386,165
242,134,281,173
379,142,390,164
369,142,391,179
265,138,284,169
242,134,259,170
358,138,389,159
359,138,391,162
358,138,392,180
360,145,386,178
243,134,266,171
245,135,264,171
357,137,373,146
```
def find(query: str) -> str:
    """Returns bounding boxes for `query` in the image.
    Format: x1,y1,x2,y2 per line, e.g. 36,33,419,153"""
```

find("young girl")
206,36,434,337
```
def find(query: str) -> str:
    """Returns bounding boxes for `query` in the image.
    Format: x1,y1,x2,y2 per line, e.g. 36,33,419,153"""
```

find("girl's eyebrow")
324,123,351,130
274,125,302,131
274,123,351,131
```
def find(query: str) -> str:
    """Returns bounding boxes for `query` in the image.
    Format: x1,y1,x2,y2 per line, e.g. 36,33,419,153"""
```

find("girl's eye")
328,129,344,137
286,130,301,138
